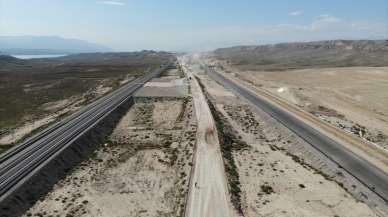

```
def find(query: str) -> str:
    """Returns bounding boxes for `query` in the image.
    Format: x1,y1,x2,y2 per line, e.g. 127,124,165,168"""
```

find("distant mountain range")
0,36,111,55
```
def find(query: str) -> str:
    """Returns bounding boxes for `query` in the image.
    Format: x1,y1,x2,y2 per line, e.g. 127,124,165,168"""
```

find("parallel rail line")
0,64,169,202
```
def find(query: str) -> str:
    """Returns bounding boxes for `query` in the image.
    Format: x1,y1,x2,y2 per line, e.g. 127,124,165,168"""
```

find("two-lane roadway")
203,61,388,203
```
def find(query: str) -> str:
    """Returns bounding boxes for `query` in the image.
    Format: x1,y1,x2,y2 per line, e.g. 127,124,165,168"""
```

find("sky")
0,0,387,51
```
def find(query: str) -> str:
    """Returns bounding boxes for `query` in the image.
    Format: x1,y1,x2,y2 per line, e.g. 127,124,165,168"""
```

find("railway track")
0,64,169,203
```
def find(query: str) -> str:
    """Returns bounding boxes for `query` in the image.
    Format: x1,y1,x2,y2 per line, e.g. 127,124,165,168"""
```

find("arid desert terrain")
1,40,388,217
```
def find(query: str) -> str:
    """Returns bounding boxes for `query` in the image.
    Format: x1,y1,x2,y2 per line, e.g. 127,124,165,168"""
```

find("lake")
11,54,67,59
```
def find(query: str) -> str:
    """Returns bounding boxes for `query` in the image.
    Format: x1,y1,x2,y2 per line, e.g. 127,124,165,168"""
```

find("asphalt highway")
204,64,388,203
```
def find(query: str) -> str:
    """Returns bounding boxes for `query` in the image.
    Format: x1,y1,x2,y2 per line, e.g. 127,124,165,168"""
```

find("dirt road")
179,55,234,217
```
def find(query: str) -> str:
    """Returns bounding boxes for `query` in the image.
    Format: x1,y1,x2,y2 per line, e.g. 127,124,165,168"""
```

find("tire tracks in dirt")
179,55,236,217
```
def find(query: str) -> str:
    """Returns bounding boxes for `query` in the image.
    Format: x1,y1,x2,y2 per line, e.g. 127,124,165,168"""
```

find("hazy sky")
1,0,387,51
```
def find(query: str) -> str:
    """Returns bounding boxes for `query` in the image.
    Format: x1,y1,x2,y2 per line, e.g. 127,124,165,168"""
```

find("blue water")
11,54,67,59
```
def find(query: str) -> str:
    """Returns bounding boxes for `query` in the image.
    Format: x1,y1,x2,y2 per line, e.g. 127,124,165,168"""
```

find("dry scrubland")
231,67,388,150
23,96,196,217
214,40,388,70
195,70,380,216
206,40,388,215
0,52,173,152
2,40,388,217
22,66,195,217
213,40,388,150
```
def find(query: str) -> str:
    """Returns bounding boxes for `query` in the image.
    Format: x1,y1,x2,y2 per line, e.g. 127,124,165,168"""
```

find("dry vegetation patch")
0,52,173,150
196,77,249,214
195,71,382,216
23,96,196,217
222,103,380,217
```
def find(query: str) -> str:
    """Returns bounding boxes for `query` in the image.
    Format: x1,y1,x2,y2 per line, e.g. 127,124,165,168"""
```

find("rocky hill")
0,55,27,68
213,40,388,70
0,51,174,74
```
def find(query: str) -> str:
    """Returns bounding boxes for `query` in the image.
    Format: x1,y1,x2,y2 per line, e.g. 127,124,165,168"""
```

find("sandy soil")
94,84,112,96
0,115,57,145
210,61,388,150
221,104,378,217
0,80,118,147
135,70,188,98
41,97,79,112
23,97,197,217
119,76,135,85
0,101,80,146
179,55,235,217
187,54,382,217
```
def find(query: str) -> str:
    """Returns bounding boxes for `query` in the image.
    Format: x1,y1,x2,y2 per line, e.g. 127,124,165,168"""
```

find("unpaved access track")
187,54,386,216
179,55,235,217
